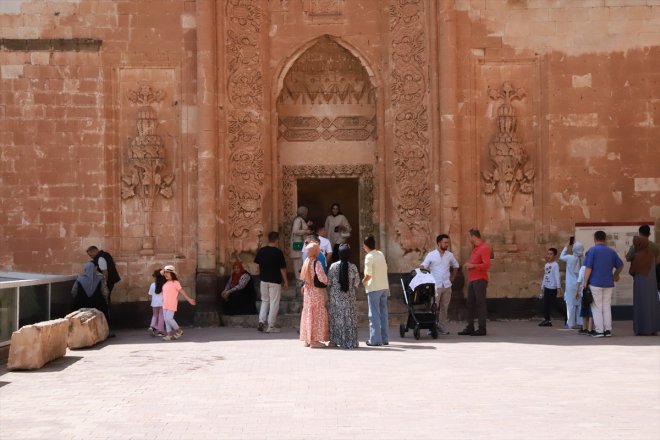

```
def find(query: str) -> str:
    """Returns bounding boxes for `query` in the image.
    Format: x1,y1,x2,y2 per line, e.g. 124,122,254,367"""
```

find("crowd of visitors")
71,218,658,345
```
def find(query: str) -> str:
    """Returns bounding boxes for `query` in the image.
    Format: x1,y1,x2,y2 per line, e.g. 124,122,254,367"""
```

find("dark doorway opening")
297,178,360,267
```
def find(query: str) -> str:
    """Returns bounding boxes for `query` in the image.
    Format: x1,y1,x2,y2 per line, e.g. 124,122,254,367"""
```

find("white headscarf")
570,242,584,275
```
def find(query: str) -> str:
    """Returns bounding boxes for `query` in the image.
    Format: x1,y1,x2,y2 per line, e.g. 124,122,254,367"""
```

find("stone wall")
0,0,199,302
1,0,658,305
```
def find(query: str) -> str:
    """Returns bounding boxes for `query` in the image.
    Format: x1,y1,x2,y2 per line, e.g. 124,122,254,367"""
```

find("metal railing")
0,272,77,347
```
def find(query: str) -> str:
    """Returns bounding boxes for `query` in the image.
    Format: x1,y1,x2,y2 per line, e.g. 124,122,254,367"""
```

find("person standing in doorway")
583,230,624,338
291,206,312,279
420,234,460,335
362,235,389,346
254,231,289,333
458,229,491,336
87,245,121,336
325,203,351,264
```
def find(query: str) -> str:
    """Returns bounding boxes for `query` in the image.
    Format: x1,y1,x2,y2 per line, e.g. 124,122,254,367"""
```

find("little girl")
147,269,167,336
161,265,196,341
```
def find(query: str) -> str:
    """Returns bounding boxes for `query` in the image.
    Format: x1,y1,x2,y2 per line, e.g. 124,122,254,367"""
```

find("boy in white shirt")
420,234,460,334
539,247,563,327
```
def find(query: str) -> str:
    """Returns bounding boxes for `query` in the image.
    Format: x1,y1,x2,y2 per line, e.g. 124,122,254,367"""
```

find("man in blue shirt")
583,230,624,337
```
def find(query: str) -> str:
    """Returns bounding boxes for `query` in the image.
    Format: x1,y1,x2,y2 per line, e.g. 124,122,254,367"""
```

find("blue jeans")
367,290,389,344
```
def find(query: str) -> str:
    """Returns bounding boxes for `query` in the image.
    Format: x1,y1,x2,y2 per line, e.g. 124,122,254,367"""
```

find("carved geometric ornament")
278,115,377,142
482,81,535,208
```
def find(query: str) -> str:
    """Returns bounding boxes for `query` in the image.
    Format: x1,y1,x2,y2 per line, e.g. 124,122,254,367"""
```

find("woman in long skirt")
327,244,360,349
629,236,660,336
299,242,329,348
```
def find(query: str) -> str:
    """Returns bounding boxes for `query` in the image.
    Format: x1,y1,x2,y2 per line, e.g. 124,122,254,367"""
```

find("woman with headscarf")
291,206,312,278
299,242,329,348
325,203,351,264
560,240,585,329
327,244,360,349
628,235,660,335
220,261,258,315
71,261,110,321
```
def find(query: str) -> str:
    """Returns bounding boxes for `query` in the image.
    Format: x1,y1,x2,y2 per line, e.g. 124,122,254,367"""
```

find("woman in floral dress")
327,244,360,349
299,242,329,348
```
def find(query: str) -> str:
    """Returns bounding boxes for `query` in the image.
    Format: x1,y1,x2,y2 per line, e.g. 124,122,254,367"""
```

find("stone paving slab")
1,320,659,440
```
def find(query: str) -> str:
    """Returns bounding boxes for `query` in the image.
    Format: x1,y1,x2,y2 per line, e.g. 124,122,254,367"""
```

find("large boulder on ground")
7,318,69,370
66,308,109,349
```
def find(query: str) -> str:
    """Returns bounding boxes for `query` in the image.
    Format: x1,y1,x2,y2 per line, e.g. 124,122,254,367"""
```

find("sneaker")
173,329,184,339
365,341,382,346
538,320,552,327
162,335,173,341
156,332,165,337
265,326,281,333
588,330,597,336
471,328,487,336
604,330,612,337
257,322,265,332
591,332,605,338
437,329,450,335
458,327,475,336
578,329,589,335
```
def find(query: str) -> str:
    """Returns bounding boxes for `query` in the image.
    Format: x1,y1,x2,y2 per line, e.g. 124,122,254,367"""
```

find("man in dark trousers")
458,229,492,336
87,245,121,335
254,231,288,333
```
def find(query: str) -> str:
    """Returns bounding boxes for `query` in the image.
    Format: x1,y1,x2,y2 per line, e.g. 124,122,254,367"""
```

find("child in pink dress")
160,265,196,341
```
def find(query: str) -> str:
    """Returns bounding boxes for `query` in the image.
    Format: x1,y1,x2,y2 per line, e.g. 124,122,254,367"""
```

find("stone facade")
1,0,659,304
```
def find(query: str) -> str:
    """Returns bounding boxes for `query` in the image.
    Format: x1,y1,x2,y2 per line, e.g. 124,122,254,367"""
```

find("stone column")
438,0,461,247
194,0,219,326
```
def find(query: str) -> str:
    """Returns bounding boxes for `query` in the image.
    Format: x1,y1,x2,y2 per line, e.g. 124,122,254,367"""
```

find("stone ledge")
0,38,102,52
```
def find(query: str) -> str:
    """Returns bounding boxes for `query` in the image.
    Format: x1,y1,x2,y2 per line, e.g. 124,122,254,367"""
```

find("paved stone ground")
1,320,659,440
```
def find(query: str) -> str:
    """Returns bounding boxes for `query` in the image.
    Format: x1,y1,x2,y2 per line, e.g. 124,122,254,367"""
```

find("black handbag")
582,287,593,307
313,260,327,288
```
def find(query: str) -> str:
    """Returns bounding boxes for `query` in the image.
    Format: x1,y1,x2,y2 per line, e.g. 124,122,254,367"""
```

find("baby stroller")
399,270,438,339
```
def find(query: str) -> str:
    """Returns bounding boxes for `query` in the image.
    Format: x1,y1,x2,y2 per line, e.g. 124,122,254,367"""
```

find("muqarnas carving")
482,81,534,208
121,85,174,210
278,36,375,105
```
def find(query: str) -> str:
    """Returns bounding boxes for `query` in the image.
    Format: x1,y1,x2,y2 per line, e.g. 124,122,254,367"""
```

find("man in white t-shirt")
420,234,460,335
316,225,333,263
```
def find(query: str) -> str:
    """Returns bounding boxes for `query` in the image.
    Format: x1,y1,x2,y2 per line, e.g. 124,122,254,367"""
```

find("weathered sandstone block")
7,318,69,370
66,308,109,349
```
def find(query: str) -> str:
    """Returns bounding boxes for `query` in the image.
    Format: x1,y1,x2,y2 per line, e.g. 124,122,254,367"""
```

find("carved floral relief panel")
118,68,180,255
225,0,266,253
474,60,540,242
388,0,432,252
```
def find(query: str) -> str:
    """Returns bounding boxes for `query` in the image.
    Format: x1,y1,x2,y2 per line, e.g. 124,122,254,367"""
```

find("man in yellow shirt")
362,235,389,346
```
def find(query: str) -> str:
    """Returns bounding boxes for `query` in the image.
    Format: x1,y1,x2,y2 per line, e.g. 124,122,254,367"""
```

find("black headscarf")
338,244,351,292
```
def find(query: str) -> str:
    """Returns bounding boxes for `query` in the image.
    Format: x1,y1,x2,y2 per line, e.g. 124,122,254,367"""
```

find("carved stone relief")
282,164,375,259
388,0,432,252
278,116,376,142
278,36,375,106
481,81,535,208
309,0,343,16
226,0,265,253
121,84,175,255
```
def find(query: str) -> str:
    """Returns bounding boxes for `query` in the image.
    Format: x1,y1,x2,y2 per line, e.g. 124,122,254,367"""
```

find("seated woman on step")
220,261,258,315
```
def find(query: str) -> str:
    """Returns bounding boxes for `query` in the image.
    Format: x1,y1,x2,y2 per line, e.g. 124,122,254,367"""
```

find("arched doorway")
276,35,378,269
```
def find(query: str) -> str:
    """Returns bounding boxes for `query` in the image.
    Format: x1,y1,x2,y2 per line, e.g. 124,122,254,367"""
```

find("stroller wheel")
399,324,406,338
413,325,421,340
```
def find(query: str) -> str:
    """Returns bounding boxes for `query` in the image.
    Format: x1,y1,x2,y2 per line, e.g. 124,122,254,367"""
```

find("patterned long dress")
299,259,329,345
328,261,360,349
